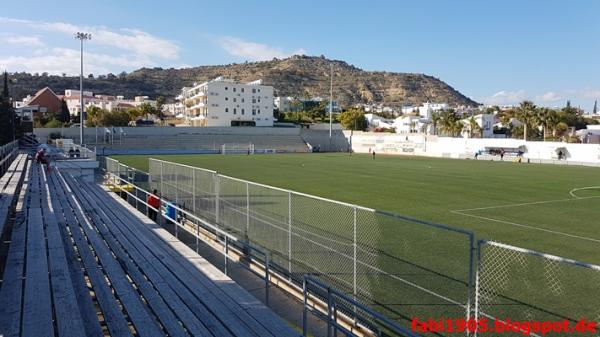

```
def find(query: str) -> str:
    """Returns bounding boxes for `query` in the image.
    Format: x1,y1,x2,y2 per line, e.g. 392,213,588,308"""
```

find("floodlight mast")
75,32,91,145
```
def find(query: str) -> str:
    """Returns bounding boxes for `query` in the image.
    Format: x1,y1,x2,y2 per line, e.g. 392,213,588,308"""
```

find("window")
258,88,261,93
252,109,256,115
225,87,228,90
233,98,237,102
241,88,245,93
258,97,261,102
252,88,256,93
252,99,256,103
233,108,237,114
241,98,245,103
225,108,229,112
241,109,245,115
258,109,261,114
225,97,228,101
233,88,237,92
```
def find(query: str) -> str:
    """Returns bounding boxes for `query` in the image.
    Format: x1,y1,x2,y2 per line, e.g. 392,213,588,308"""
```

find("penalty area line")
450,210,600,244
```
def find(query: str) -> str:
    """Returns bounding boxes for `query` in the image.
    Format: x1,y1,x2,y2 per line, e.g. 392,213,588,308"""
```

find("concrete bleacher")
300,129,350,152
92,133,310,153
0,158,299,336
35,127,311,154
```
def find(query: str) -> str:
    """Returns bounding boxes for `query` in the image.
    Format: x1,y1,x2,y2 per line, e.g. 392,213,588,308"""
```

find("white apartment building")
64,90,157,116
418,102,449,119
181,77,274,127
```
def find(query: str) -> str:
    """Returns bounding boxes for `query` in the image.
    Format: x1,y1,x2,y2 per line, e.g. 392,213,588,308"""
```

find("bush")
48,132,62,140
44,118,63,128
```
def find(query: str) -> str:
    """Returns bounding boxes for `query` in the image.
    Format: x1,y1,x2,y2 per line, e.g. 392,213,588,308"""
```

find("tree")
514,100,537,140
139,103,157,119
594,100,597,115
0,71,15,145
438,109,463,137
468,116,482,138
57,99,71,123
338,108,367,131
430,111,441,135
155,96,165,121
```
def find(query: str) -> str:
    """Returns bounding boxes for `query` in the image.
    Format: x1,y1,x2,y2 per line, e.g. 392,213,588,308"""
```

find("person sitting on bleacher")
35,148,51,172
68,148,75,158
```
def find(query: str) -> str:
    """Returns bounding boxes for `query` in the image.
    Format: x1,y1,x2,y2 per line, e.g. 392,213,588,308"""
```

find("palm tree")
515,101,537,140
430,111,441,135
468,116,481,138
545,109,560,138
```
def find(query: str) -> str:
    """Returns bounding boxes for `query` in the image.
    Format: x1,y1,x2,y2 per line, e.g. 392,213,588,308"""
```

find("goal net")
221,143,255,154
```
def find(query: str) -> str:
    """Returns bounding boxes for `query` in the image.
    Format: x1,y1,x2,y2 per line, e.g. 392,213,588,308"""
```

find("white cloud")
482,90,527,105
1,35,44,47
0,17,179,60
0,47,153,75
218,36,305,61
535,91,562,102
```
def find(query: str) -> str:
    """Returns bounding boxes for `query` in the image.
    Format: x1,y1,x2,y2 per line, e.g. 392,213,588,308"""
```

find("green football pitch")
113,152,600,266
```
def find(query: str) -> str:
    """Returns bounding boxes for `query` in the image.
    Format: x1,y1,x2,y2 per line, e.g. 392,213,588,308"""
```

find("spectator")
372,150,376,159
147,189,160,221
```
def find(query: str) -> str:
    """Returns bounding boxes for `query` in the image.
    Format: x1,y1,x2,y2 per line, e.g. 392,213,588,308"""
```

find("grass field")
113,153,600,265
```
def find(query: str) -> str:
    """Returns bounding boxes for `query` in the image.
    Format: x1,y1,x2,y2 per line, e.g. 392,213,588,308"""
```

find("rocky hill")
7,55,479,107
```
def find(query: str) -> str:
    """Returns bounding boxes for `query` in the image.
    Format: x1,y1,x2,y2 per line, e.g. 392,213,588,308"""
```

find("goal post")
221,143,255,154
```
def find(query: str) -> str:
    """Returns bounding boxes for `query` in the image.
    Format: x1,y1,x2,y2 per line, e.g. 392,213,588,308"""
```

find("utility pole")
329,63,333,144
75,32,91,145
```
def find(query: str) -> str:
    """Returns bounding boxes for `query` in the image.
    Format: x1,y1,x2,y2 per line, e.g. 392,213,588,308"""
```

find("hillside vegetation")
8,55,478,107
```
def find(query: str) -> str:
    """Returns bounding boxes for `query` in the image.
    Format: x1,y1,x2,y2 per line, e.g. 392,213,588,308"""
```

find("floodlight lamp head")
75,32,92,40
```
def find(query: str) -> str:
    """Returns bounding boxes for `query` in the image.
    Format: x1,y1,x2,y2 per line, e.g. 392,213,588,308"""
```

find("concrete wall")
34,126,301,143
346,131,600,164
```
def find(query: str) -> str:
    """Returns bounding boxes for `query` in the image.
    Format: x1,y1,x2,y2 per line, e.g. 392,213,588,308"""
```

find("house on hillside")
14,87,62,117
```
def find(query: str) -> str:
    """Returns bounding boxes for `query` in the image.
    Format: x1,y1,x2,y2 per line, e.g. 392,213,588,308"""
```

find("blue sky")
1,0,599,110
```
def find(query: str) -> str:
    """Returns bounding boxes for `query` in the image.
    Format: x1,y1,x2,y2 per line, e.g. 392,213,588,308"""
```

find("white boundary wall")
346,131,600,164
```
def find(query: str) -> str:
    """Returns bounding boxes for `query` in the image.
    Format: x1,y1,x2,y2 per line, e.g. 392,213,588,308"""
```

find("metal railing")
102,160,271,305
147,157,475,331
0,140,19,177
303,275,420,337
102,156,600,337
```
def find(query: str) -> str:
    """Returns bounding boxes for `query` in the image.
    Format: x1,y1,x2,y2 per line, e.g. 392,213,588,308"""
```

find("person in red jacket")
147,189,160,221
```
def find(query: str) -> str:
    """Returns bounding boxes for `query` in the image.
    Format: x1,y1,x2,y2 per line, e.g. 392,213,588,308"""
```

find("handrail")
303,275,420,337
103,169,271,304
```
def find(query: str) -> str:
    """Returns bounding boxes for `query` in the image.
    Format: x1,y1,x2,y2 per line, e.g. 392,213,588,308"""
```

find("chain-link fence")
102,157,600,336
147,158,474,331
475,241,600,337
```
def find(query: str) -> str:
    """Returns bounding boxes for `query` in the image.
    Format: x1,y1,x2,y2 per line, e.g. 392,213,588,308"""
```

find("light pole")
75,32,91,145
329,63,333,144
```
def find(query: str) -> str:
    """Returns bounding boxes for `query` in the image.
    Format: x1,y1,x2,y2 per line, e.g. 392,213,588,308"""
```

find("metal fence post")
215,173,220,224
288,191,292,281
302,279,308,337
192,169,196,215
196,219,200,253
265,253,270,306
246,182,250,235
224,235,228,275
160,161,164,199
353,206,357,299
175,167,179,204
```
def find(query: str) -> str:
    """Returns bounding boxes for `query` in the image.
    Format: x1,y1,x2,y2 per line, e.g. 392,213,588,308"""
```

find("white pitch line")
451,210,600,244
453,195,600,212
569,186,600,199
